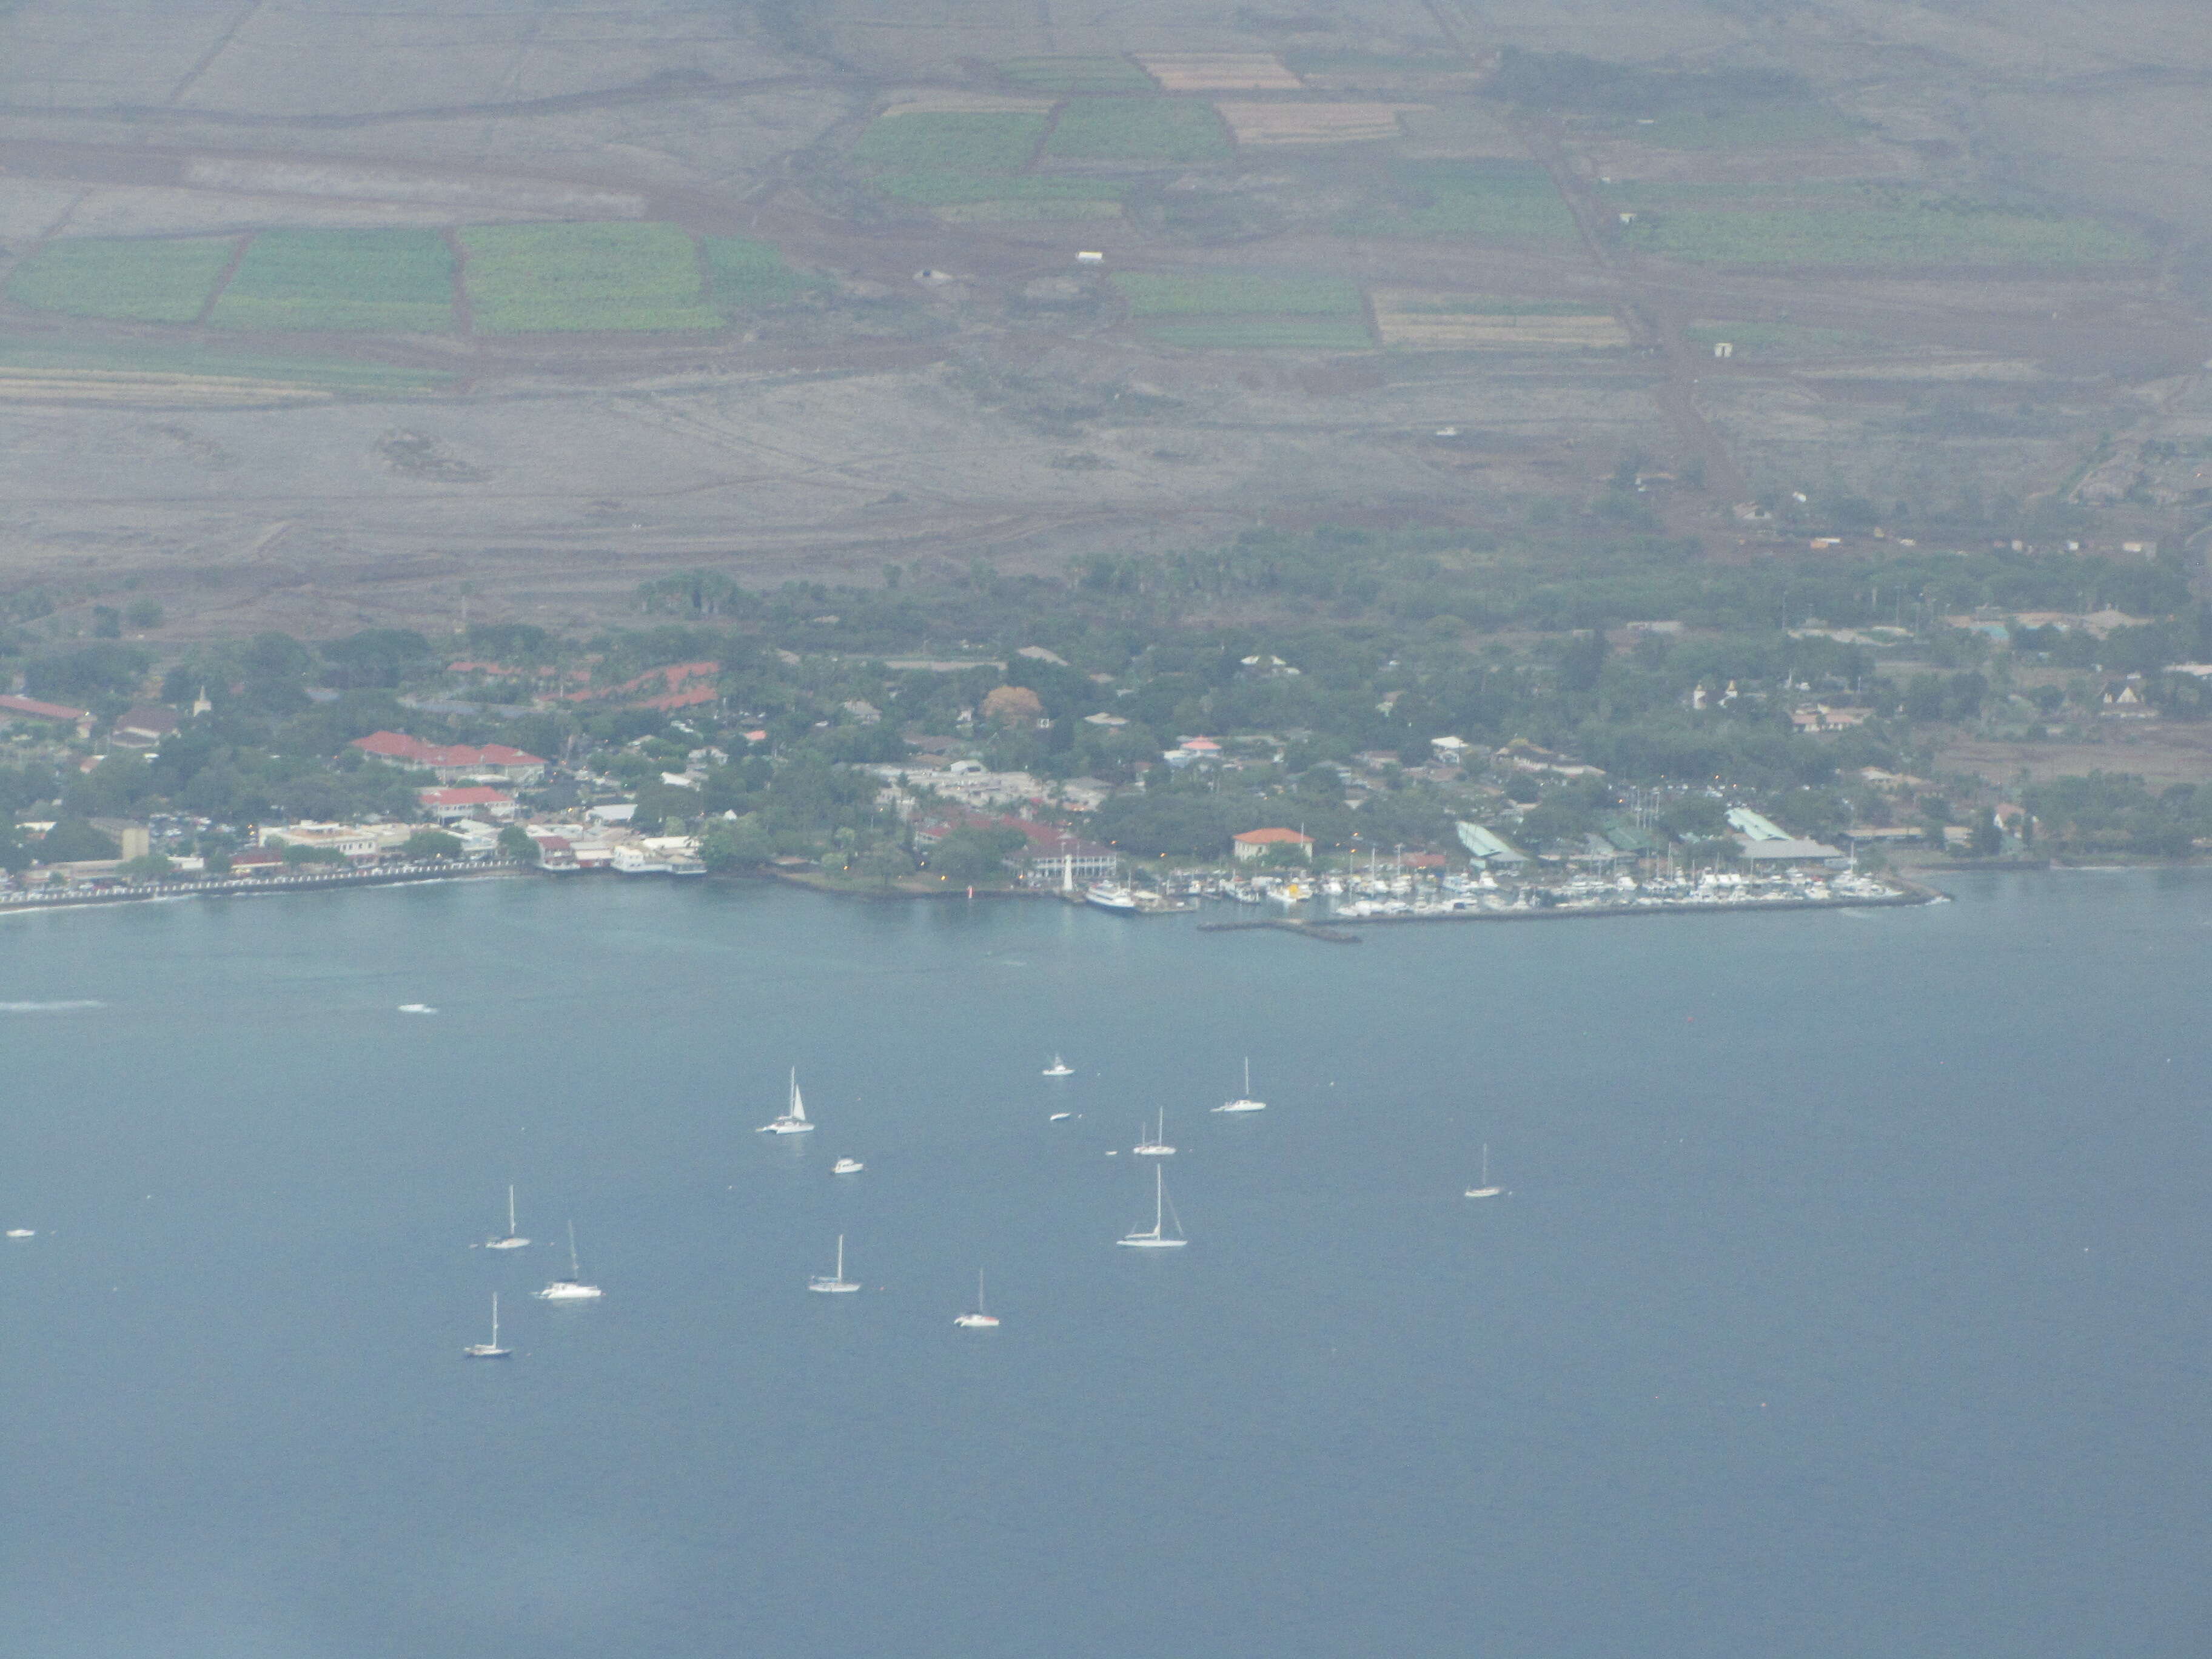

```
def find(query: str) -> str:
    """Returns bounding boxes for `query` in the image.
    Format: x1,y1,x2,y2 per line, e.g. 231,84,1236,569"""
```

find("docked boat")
463,1293,512,1359
832,1157,863,1175
954,1269,1000,1329
1118,1165,1187,1248
809,1233,860,1293
757,1067,816,1134
535,1220,604,1301
1084,882,1139,913
1133,1108,1175,1156
482,1184,530,1250
1464,1143,1504,1200
1042,1054,1074,1077
1214,1057,1266,1114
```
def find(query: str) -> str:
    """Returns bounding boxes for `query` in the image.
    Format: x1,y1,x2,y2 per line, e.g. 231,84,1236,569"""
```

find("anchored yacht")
809,1233,860,1293
1118,1165,1187,1248
535,1221,604,1301
1214,1057,1266,1114
1464,1144,1504,1200
954,1269,1000,1329
1042,1054,1074,1077
464,1293,512,1359
483,1184,530,1250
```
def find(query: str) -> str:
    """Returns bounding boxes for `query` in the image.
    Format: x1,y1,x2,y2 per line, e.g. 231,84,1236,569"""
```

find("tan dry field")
1134,55,1302,93
1215,103,1427,148
1372,293,1629,350
1941,729,2212,789
0,369,337,406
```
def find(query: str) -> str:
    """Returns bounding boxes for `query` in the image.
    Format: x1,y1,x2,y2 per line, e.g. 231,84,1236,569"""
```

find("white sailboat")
758,1067,816,1134
1042,1054,1074,1077
954,1269,1000,1329
1464,1143,1504,1199
1214,1056,1266,1113
483,1184,530,1250
831,1157,864,1175
535,1219,604,1300
809,1233,860,1293
1133,1108,1175,1156
1118,1164,1188,1248
463,1293,512,1359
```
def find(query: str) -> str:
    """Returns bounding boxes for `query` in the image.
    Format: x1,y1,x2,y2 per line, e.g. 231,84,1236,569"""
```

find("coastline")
0,858,527,914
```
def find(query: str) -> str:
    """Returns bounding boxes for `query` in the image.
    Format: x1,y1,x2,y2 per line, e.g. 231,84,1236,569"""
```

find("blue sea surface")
1,873,2206,1657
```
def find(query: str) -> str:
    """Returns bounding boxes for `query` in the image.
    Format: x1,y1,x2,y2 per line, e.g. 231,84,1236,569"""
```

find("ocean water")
1,872,2207,1658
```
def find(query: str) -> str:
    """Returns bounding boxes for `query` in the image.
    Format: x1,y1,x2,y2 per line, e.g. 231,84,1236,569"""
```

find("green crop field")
1046,98,1230,163
4,236,236,323
459,223,722,333
1620,200,2153,267
1138,318,1376,350
208,229,454,332
0,333,451,392
704,236,818,308
1113,273,1365,318
1597,102,1859,149
871,172,1124,207
997,56,1153,91
852,112,1050,175
1344,162,1580,244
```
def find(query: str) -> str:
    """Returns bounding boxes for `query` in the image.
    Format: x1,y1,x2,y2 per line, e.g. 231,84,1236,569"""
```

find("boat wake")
0,999,105,1013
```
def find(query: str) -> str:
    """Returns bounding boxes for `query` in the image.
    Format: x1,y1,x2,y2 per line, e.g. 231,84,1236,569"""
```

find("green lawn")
1138,318,1375,349
1620,201,2153,267
208,229,455,332
1344,162,1580,244
459,223,723,333
852,112,1050,174
1113,272,1365,317
997,56,1155,91
1046,98,1231,163
4,236,236,323
704,236,817,308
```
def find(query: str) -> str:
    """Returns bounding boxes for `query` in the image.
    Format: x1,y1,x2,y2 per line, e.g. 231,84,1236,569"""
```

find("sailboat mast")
507,1184,517,1235
491,1293,499,1345
567,1219,580,1278
1154,1164,1165,1234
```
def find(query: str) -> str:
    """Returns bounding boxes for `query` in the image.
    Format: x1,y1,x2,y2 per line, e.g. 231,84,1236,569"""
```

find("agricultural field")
1134,53,1301,92
459,223,723,333
1215,102,1425,148
851,110,1050,175
0,333,450,400
1684,320,1895,360
1588,102,1861,150
208,229,455,333
704,236,817,309
997,56,1153,92
1344,161,1581,244
1114,272,1370,350
1044,98,1230,164
3,236,236,324
1372,292,1628,350
1114,273,1365,318
1616,196,2154,267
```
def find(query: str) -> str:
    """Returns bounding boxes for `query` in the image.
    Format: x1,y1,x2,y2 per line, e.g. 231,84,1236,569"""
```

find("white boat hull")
954,1313,1000,1328
484,1236,530,1250
536,1282,603,1300
463,1345,512,1359
758,1119,814,1134
1118,1236,1187,1248
809,1280,860,1294
1213,1100,1265,1113
1464,1186,1503,1199
832,1159,863,1175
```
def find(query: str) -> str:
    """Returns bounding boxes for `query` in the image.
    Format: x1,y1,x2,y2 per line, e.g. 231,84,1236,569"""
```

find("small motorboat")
832,1158,863,1175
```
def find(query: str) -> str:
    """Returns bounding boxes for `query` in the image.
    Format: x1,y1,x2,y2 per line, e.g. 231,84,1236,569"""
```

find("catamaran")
954,1269,1000,1329
1214,1057,1266,1113
1118,1164,1187,1248
483,1184,530,1250
535,1220,604,1300
1464,1143,1503,1199
1042,1054,1074,1077
1133,1108,1175,1156
809,1233,860,1293
464,1293,512,1359
758,1067,816,1134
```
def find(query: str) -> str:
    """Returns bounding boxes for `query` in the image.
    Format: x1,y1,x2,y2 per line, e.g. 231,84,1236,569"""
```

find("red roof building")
1232,827,1315,862
418,785,517,822
352,731,547,784
0,694,91,732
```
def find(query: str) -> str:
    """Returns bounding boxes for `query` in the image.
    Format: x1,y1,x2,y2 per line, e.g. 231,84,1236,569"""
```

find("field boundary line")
196,230,255,326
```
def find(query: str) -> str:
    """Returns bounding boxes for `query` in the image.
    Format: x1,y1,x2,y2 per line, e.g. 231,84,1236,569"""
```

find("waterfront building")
1232,828,1315,863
